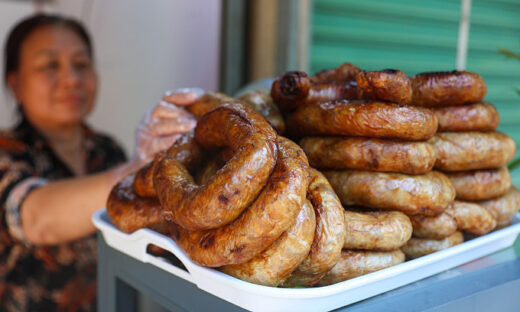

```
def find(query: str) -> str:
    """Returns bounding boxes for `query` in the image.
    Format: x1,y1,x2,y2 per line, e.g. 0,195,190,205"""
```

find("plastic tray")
93,209,520,312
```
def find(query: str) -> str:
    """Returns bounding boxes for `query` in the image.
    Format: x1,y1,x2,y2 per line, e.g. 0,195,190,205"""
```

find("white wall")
0,0,222,155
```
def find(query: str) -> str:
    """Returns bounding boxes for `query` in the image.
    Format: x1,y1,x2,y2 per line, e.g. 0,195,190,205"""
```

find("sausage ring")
434,102,499,132
445,167,511,201
154,103,278,231
445,201,496,236
300,137,436,174
324,170,455,216
401,231,464,259
286,100,438,140
479,186,520,227
410,213,457,240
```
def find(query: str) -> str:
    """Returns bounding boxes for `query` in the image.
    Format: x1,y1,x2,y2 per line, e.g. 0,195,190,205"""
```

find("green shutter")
311,0,520,185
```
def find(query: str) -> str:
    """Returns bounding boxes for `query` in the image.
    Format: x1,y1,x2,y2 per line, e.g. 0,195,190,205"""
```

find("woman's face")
8,25,97,129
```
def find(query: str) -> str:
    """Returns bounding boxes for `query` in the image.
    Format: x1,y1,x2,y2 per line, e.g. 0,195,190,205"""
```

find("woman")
0,14,199,311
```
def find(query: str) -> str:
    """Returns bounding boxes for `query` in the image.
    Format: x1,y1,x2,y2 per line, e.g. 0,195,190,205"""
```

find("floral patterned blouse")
0,118,126,312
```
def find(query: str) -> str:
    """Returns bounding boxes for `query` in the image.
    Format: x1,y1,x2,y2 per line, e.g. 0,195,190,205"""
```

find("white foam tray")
93,209,520,312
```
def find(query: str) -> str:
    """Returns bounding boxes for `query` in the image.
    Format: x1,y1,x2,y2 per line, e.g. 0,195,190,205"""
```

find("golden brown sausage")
324,170,455,216
220,200,316,286
154,103,278,231
169,137,310,267
430,132,516,171
286,100,438,140
434,102,499,132
401,231,464,259
300,137,436,174
356,69,412,104
186,92,234,118
410,213,457,240
107,174,170,234
312,62,361,83
410,71,487,107
342,210,412,251
282,169,346,287
238,91,286,134
446,167,511,201
445,201,496,235
317,249,405,286
479,186,520,227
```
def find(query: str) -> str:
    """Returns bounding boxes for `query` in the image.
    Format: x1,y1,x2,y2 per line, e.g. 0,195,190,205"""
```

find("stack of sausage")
106,93,352,287
271,64,457,282
421,72,520,240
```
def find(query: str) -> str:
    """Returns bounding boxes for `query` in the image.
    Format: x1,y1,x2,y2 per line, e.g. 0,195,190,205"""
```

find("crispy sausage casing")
300,137,435,174
154,103,278,231
430,132,516,171
220,200,316,287
282,169,346,287
410,213,457,240
434,102,499,132
324,170,455,216
401,231,464,259
446,167,511,201
317,250,405,286
356,69,412,104
445,201,496,235
170,137,310,267
343,210,412,250
410,71,486,107
286,100,438,140
312,62,361,83
479,186,520,227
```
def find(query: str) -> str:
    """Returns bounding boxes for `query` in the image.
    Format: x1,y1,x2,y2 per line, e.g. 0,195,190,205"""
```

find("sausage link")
401,231,464,259
312,62,361,83
356,69,412,104
479,186,520,227
300,136,435,174
324,170,455,216
410,213,457,240
445,201,496,235
238,91,286,134
446,167,511,201
434,102,499,132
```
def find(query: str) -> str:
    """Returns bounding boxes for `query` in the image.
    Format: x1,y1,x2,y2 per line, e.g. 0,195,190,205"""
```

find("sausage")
300,137,436,174
107,174,170,234
186,92,235,118
446,167,511,201
317,249,405,286
343,210,412,250
220,200,316,286
238,91,286,134
401,231,464,259
410,71,487,107
282,169,346,287
356,69,412,104
154,103,278,231
169,137,310,267
324,170,455,216
286,100,438,140
430,132,516,171
312,62,361,83
445,201,496,235
434,102,499,132
410,213,457,240
479,186,520,227
133,131,205,198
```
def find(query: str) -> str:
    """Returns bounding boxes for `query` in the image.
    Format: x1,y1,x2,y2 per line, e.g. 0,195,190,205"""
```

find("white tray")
93,209,520,312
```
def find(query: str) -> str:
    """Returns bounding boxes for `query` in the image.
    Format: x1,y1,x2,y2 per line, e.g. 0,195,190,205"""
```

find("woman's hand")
134,88,204,163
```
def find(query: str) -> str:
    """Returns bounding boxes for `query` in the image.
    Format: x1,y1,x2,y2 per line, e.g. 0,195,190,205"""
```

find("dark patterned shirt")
0,118,126,312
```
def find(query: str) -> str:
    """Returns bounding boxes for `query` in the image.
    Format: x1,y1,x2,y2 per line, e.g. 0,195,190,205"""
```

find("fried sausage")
238,91,286,134
154,103,278,231
317,249,405,286
434,102,499,132
324,170,455,216
479,186,520,227
220,200,315,286
282,169,346,287
286,100,438,140
430,132,516,171
312,62,361,83
410,71,486,107
445,201,496,235
446,167,511,201
300,137,436,174
401,231,464,259
410,213,457,240
169,137,310,267
343,210,412,250
356,69,412,104
186,92,234,118
107,174,169,234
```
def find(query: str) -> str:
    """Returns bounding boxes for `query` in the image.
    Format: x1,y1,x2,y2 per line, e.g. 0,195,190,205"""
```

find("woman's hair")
3,13,93,86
